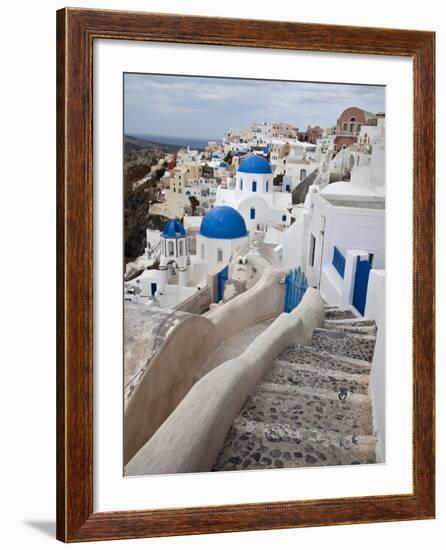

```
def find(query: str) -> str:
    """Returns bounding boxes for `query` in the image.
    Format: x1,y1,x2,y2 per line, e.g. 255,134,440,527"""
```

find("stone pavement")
212,305,378,471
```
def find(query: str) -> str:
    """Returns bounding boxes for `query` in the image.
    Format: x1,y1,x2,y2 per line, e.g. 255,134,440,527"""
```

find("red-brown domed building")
334,107,378,152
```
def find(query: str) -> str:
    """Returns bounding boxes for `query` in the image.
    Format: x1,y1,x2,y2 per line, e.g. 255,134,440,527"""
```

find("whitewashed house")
281,121,385,316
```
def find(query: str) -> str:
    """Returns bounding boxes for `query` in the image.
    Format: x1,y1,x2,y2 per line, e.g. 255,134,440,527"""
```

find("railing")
332,246,346,278
284,267,308,313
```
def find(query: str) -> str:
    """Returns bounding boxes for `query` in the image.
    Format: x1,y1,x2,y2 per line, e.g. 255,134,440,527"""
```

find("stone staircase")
212,305,378,471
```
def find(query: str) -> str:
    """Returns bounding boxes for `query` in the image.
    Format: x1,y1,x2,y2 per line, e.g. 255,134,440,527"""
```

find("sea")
134,134,221,150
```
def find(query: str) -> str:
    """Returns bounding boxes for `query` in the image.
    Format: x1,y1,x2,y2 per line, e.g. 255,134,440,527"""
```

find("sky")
124,73,385,141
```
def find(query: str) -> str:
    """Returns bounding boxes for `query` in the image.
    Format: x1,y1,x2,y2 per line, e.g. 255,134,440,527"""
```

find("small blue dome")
162,219,186,238
199,206,248,240
218,161,228,168
238,154,272,174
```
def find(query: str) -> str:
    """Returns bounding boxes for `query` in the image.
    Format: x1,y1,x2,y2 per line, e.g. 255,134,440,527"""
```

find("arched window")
168,241,174,256
217,248,223,262
252,180,257,192
201,243,205,260
240,178,243,190
179,240,184,256
265,180,269,192
250,207,256,220
300,169,307,180
349,117,357,133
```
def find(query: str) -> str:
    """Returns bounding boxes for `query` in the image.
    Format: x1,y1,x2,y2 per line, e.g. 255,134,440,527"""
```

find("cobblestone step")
323,306,357,321
324,317,376,328
212,417,376,471
266,359,370,395
285,331,376,363
277,347,372,375
239,384,374,435
257,381,369,403
318,322,376,338
315,327,377,341
213,304,378,472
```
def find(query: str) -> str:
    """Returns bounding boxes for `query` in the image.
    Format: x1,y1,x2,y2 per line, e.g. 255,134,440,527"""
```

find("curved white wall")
126,288,325,475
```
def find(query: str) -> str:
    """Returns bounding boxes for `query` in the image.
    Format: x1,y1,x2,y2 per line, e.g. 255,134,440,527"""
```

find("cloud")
124,73,385,139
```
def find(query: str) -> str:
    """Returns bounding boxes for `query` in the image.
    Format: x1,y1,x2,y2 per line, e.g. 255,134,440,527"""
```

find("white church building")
195,206,249,274
127,206,250,308
215,154,291,232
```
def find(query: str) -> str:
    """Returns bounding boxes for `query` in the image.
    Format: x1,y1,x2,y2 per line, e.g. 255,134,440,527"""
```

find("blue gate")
284,267,308,313
217,265,229,302
352,257,371,315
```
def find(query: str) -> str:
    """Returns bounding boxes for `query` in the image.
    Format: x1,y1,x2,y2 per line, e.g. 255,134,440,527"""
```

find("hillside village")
123,105,386,476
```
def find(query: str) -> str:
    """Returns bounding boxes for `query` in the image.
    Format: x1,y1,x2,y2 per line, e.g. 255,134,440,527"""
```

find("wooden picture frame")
56,7,435,542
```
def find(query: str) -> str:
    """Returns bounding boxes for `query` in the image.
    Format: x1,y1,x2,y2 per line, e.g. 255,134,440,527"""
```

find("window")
332,246,346,278
168,241,174,256
217,248,223,262
349,117,357,133
250,207,256,220
179,240,184,256
240,178,243,190
266,180,269,192
300,169,307,180
200,243,205,260
309,234,316,267
252,180,257,192
282,214,287,222
342,122,348,132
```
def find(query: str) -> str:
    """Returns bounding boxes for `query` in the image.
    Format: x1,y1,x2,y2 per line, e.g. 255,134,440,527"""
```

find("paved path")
195,318,275,381
213,305,378,471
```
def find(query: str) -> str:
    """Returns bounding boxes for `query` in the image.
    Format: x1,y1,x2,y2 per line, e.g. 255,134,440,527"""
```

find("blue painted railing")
284,267,308,313
332,246,346,278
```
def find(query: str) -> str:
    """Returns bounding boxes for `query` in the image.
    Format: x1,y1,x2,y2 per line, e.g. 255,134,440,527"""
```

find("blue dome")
238,154,272,174
218,161,228,168
199,206,248,240
162,219,186,238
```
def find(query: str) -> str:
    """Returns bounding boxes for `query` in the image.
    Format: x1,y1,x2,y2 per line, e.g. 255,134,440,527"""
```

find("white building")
215,154,291,232
280,125,385,315
159,219,190,288
195,206,249,275
128,207,250,308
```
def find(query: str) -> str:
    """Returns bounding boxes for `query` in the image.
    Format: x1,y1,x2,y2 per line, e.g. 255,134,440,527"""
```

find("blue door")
353,257,371,315
217,265,229,301
250,207,256,220
151,283,157,296
252,180,257,192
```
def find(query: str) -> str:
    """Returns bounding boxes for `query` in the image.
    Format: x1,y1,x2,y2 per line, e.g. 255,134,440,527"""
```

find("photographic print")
123,74,386,476
56,10,435,540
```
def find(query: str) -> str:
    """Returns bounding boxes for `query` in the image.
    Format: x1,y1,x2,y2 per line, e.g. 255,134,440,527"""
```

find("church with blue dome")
159,218,189,287
237,154,272,175
196,206,249,273
215,153,291,232
199,206,248,240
